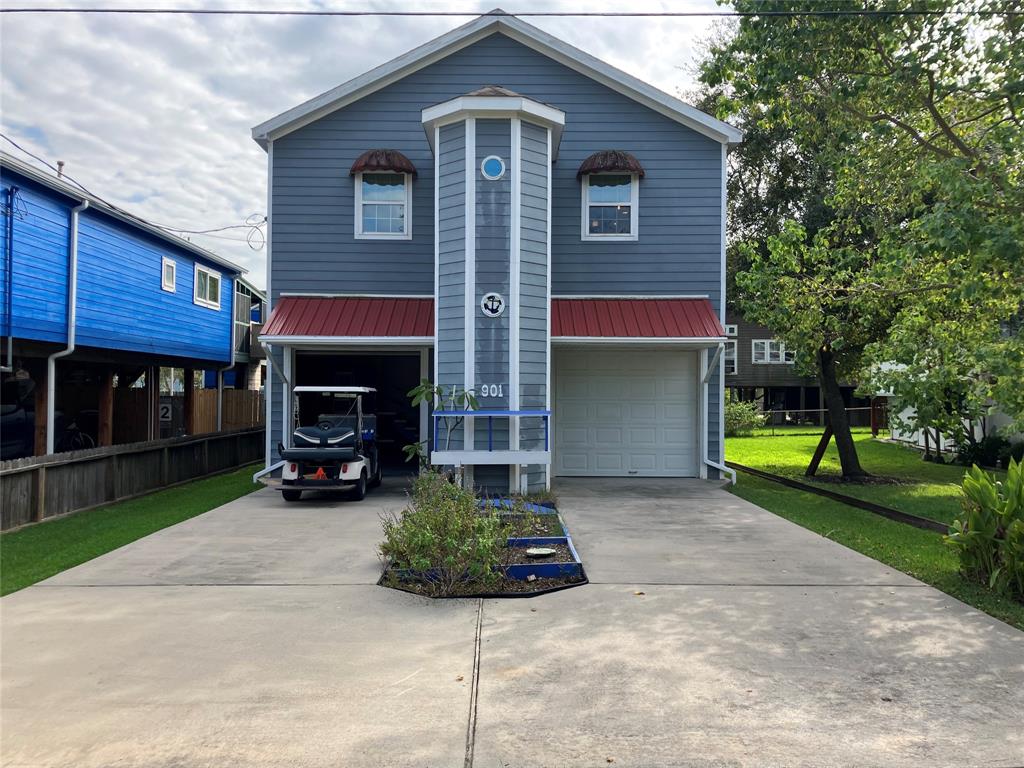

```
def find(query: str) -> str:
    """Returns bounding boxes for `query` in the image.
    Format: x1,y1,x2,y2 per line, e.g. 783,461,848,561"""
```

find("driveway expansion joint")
464,598,484,768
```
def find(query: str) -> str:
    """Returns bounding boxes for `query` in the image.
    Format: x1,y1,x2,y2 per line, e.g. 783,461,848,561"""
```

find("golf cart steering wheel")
317,420,335,431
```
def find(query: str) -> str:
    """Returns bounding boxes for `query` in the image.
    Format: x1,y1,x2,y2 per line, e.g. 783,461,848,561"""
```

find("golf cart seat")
278,444,359,462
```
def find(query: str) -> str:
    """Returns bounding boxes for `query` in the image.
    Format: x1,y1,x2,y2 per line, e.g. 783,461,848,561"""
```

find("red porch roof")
261,296,434,339
551,298,724,339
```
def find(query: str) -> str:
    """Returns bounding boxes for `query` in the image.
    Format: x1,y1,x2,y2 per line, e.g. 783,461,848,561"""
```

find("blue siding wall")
270,31,722,316
519,120,550,491
1,176,72,342
76,211,233,362
0,169,236,363
436,121,466,450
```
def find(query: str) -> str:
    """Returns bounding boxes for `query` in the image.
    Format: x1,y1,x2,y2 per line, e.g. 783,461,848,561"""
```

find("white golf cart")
275,386,382,502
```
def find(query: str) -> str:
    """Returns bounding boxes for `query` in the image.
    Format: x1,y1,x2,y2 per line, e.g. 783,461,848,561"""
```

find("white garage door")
554,348,699,477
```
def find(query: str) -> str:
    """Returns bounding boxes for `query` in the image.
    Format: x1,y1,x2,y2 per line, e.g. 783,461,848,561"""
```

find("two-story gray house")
254,11,741,493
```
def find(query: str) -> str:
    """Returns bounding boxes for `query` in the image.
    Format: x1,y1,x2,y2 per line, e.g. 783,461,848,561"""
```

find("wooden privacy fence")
0,427,265,531
192,389,264,433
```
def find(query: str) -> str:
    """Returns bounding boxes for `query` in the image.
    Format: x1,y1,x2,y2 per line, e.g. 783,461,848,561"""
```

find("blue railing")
432,409,551,452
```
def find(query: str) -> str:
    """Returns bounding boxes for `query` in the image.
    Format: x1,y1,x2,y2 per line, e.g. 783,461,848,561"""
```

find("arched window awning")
350,149,417,177
576,150,645,179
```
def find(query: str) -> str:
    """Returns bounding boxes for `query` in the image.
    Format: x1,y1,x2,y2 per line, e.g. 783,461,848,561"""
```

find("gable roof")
251,9,742,149
0,151,245,275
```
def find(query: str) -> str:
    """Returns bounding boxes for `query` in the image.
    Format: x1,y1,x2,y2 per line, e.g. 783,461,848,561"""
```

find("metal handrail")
432,409,551,453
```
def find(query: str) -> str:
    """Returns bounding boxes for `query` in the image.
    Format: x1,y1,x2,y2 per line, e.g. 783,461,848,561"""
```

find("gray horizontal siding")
270,32,722,312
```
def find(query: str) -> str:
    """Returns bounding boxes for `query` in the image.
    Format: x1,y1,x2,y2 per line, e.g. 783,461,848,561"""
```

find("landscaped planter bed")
380,497,587,599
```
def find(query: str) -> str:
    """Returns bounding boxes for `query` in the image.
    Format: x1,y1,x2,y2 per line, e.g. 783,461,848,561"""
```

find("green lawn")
0,465,260,596
730,474,1024,630
726,430,985,525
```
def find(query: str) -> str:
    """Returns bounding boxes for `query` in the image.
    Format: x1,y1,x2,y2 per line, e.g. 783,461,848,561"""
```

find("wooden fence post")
184,369,195,435
33,363,48,457
34,466,46,522
98,369,115,447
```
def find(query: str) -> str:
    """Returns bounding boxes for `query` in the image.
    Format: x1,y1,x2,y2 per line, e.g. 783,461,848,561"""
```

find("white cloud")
1,0,719,288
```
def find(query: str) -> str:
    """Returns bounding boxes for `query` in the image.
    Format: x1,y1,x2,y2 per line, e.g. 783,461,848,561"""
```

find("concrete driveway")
2,478,1022,768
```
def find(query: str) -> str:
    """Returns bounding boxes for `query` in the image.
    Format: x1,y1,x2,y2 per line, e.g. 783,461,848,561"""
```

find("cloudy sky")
1,0,723,288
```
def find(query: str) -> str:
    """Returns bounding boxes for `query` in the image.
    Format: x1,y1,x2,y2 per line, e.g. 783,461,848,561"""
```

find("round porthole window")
481,155,505,181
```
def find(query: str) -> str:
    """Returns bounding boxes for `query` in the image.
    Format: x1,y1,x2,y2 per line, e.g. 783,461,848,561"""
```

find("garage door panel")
560,426,589,445
595,453,624,471
629,428,656,446
554,348,698,478
595,403,623,422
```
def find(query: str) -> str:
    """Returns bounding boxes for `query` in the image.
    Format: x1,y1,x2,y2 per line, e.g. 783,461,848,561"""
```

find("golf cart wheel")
369,461,382,488
282,489,302,502
351,469,368,501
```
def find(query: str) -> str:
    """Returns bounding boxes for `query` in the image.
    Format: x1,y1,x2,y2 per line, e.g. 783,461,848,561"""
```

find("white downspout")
46,199,89,454
216,279,236,431
702,342,736,485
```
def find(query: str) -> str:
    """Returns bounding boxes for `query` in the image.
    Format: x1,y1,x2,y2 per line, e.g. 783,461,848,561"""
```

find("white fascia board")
430,450,551,466
552,336,727,345
250,14,742,149
552,294,710,300
422,97,564,158
278,292,434,299
258,335,434,346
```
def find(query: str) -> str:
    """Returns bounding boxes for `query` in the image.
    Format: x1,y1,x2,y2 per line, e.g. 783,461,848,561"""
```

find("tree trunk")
816,348,868,479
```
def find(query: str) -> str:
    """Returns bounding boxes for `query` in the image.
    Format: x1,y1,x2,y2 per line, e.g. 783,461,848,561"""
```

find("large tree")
698,0,1024,477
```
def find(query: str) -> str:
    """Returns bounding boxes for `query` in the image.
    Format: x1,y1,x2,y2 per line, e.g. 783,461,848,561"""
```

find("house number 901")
480,384,504,397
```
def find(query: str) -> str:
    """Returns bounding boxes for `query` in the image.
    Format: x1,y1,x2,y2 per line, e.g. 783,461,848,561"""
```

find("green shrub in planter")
379,470,511,596
945,459,1024,600
724,399,766,437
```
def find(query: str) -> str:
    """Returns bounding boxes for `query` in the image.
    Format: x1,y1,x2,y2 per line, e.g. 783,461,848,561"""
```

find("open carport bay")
294,351,426,469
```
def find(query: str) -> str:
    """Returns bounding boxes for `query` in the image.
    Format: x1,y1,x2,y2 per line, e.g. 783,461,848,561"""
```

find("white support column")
698,347,708,480
419,347,429,452
282,346,293,449
464,117,476,455
509,117,522,492
544,126,553,491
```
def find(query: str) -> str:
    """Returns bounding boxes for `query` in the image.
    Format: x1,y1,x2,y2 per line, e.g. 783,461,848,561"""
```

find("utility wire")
1,7,1018,17
1,133,266,249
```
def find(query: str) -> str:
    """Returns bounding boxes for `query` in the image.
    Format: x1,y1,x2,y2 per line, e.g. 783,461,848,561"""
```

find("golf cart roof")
293,386,376,394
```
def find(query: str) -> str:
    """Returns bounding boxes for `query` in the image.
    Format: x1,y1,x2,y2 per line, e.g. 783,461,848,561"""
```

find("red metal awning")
551,298,724,339
261,296,434,340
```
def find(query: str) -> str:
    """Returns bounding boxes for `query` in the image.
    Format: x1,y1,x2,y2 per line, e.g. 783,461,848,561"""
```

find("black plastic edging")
727,461,948,533
378,568,589,599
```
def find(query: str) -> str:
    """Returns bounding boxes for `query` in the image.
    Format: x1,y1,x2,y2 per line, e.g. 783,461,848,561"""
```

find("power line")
0,133,266,249
1,7,1018,17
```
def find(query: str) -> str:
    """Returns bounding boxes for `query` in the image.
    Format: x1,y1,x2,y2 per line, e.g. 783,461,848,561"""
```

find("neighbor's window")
194,264,221,310
355,172,412,239
724,324,738,337
752,339,794,364
161,257,176,293
582,173,638,240
724,340,737,375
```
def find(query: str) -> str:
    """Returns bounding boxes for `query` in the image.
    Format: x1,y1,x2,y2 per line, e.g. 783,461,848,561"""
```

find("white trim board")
258,335,434,346
552,336,726,345
430,449,552,467
552,294,710,300
250,13,742,148
278,292,434,299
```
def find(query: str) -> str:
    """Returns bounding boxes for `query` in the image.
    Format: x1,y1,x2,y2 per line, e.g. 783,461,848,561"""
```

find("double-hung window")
752,339,794,364
724,340,737,375
161,257,176,292
355,172,412,239
194,264,221,310
581,173,638,240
